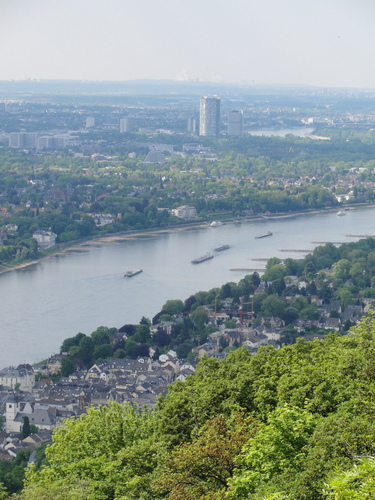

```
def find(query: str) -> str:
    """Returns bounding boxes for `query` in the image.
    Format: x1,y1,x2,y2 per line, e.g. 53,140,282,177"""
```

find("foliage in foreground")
13,313,375,499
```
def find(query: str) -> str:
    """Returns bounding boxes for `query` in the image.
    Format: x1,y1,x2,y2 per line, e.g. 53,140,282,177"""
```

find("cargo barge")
255,231,273,239
124,269,143,278
213,245,230,252
191,254,214,264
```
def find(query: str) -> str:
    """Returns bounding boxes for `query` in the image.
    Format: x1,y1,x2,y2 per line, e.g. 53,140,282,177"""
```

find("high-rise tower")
199,96,221,137
120,118,131,133
227,110,244,136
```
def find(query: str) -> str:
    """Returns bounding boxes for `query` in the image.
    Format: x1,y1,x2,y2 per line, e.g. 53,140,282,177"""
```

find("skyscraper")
199,96,221,137
187,117,197,133
227,110,244,136
120,118,131,133
86,117,95,128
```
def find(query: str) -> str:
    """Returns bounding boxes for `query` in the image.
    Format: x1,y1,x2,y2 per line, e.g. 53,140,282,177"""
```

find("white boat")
336,211,346,216
210,221,223,227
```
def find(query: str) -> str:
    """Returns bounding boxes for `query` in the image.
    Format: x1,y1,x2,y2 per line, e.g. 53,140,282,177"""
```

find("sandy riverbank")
0,223,211,275
0,204,373,276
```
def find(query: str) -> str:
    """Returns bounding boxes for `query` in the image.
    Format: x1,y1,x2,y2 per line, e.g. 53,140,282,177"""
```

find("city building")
32,230,57,249
86,117,95,128
172,205,197,219
227,110,244,136
37,136,54,149
199,96,221,137
0,365,35,392
90,213,115,226
10,132,70,150
9,132,37,148
187,117,197,133
143,151,166,164
37,135,70,149
120,118,131,133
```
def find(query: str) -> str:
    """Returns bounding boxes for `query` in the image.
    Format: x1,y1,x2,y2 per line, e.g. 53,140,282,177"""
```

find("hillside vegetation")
9,312,375,499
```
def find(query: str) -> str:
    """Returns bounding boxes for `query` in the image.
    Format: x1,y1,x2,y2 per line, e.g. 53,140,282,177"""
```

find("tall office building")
187,117,197,133
120,118,130,133
86,117,95,128
9,132,37,148
227,110,244,136
199,96,221,137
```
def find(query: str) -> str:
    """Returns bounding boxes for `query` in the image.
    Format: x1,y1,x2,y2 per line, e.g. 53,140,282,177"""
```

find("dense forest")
6,312,375,499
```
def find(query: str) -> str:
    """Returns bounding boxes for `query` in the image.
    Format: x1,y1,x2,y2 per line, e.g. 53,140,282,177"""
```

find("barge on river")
213,245,230,252
255,231,273,239
124,269,143,278
191,254,214,264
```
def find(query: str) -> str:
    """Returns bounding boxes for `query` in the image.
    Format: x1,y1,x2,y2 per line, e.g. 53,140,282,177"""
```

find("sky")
1,0,375,88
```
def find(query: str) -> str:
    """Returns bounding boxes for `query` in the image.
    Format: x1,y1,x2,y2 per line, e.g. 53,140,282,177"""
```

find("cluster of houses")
0,352,196,460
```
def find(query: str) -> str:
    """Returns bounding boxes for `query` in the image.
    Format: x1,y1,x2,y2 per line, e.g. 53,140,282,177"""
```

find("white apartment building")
172,205,197,219
33,230,57,249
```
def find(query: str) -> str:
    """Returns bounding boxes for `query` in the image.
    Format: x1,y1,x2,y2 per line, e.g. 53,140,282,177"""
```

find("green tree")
283,307,299,325
262,264,287,282
261,295,286,318
22,416,31,439
92,344,112,361
332,259,351,281
24,402,164,500
133,324,151,343
60,357,75,377
190,307,209,332
227,406,317,499
15,480,94,500
325,458,375,499
0,483,8,500
162,299,184,316
336,288,354,309
153,413,256,500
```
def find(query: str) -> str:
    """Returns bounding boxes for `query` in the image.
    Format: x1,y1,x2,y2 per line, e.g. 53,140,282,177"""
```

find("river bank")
2,204,375,369
0,203,373,276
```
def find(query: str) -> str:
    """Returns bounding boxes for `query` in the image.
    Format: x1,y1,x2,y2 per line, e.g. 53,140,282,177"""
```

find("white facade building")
199,96,221,137
172,205,197,219
120,118,131,133
33,230,57,249
86,117,95,128
5,395,57,433
187,117,197,133
0,366,35,392
227,110,244,136
9,132,37,148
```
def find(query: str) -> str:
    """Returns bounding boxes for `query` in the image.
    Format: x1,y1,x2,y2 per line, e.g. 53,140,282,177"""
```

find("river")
1,206,375,369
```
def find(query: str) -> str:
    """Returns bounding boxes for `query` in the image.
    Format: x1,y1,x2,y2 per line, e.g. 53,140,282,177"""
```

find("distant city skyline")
1,1,375,89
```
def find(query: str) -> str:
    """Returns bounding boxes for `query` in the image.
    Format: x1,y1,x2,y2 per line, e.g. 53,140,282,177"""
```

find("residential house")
0,365,35,392
32,230,57,249
46,354,65,375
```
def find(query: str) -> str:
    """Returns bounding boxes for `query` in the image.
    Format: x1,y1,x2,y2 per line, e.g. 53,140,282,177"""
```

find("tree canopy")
13,312,375,499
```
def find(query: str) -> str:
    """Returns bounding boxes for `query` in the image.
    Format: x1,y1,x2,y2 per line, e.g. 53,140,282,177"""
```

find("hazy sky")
1,0,375,88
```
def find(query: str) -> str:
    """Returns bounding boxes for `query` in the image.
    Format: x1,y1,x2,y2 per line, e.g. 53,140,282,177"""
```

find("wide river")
1,206,375,369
